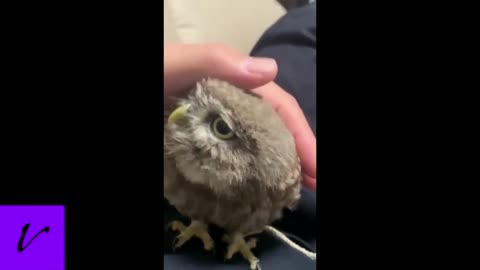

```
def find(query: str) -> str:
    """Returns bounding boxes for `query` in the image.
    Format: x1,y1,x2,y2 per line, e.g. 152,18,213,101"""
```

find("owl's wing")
163,153,178,197
164,125,178,194
286,158,303,210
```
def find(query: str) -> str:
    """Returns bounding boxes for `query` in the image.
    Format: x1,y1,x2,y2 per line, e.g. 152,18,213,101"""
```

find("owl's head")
164,78,297,195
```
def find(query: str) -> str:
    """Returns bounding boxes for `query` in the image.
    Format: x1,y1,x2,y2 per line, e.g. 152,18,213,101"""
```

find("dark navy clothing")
251,3,317,136
164,3,317,269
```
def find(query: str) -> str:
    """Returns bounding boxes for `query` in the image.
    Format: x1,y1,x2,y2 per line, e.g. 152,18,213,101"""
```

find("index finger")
164,43,277,101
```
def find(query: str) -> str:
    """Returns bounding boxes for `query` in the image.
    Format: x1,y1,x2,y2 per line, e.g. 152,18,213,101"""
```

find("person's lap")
164,187,316,269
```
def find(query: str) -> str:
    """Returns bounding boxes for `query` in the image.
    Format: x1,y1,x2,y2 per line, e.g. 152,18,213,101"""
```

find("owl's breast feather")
165,156,300,234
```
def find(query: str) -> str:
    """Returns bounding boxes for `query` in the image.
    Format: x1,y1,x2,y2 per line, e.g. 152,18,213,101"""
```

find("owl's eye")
211,117,234,140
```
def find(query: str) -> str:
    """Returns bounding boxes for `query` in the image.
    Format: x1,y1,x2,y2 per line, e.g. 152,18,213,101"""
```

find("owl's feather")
164,78,301,235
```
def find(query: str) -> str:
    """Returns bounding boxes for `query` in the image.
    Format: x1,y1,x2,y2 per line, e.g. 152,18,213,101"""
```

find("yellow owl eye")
211,117,234,140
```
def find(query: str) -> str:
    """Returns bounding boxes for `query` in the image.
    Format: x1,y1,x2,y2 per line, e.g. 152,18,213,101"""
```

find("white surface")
164,0,286,54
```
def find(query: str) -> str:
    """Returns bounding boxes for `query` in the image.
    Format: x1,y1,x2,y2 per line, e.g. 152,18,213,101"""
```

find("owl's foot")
222,233,259,270
170,220,214,251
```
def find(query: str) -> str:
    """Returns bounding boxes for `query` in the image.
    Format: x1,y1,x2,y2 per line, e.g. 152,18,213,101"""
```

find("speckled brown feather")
164,78,301,235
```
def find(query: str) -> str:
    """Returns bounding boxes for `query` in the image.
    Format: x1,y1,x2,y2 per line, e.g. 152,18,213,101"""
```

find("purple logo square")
0,205,65,270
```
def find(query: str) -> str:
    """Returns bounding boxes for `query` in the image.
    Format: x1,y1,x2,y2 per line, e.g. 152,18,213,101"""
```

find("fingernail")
242,57,277,75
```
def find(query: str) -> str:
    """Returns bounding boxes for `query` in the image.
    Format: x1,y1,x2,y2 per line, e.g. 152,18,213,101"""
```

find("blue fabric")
251,3,317,137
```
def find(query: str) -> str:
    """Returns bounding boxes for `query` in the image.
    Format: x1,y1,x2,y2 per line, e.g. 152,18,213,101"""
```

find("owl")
164,78,301,269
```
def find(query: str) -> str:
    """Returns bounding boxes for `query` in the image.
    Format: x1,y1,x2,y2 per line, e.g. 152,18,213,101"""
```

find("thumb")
164,43,277,101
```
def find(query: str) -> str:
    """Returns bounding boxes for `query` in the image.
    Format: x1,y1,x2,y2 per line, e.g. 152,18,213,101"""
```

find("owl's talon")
223,233,260,270
222,234,231,243
170,220,186,232
169,220,214,251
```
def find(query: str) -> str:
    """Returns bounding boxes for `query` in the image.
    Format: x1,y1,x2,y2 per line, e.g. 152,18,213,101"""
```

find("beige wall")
164,0,285,54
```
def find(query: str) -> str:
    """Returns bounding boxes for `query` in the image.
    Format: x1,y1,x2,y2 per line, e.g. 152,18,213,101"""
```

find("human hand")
164,43,277,105
164,43,316,190
251,82,316,190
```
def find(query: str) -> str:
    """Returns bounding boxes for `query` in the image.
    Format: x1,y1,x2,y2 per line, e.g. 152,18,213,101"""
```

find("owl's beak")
168,104,190,124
